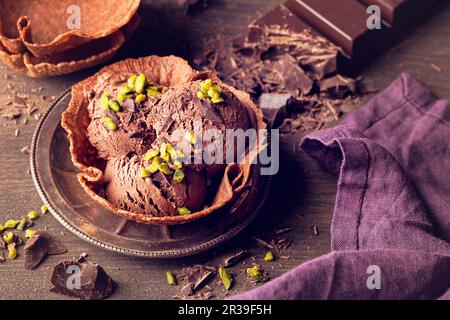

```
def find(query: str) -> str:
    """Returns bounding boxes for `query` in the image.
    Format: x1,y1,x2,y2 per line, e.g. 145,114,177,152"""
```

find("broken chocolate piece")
319,75,356,99
259,93,293,128
271,54,313,95
50,258,115,300
24,232,49,270
24,232,67,270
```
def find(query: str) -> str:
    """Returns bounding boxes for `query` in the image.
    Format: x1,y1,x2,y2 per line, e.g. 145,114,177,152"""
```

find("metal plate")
30,90,272,258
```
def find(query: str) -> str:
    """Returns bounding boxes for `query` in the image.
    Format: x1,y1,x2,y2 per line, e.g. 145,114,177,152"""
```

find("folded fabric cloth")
233,73,450,300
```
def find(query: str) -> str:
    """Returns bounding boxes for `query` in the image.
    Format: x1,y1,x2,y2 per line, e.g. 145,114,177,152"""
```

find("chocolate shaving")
223,249,247,267
197,100,223,124
252,237,275,250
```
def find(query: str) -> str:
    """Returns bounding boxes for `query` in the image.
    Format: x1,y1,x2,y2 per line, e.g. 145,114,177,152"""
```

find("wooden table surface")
0,0,449,300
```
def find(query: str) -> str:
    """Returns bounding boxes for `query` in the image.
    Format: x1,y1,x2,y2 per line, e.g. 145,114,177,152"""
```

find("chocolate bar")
285,0,391,59
358,0,439,28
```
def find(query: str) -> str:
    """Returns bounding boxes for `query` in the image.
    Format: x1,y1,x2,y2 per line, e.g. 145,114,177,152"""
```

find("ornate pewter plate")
30,90,271,258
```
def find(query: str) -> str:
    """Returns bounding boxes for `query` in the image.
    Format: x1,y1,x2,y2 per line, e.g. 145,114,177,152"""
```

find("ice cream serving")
61,55,265,224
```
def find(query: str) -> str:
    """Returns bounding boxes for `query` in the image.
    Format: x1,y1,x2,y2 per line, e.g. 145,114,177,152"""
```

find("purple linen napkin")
232,73,450,300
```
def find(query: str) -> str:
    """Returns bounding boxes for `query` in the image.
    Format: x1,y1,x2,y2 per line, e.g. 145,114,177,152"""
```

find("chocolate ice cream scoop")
104,156,207,216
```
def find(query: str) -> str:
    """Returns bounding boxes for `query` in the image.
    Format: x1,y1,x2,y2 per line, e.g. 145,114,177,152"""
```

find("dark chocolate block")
285,0,391,59
358,0,439,28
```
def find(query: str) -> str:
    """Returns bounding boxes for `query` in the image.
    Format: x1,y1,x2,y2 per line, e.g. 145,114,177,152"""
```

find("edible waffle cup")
61,55,267,225
0,0,140,77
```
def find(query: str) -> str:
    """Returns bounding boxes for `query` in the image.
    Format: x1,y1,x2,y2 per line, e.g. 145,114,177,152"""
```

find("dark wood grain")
0,0,449,299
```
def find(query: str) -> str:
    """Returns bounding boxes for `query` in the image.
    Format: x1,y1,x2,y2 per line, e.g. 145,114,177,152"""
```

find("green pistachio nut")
4,219,20,229
135,94,146,104
135,74,146,94
127,75,137,91
157,163,173,175
109,100,120,112
3,231,14,244
173,169,185,183
100,93,110,110
177,207,191,215
140,167,150,178
103,117,117,131
166,271,177,286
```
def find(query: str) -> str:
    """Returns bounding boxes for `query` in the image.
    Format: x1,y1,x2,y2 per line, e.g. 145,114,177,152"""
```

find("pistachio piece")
16,218,27,231
27,210,38,220
140,167,150,178
197,91,207,99
264,251,274,262
119,86,132,95
117,93,133,102
160,143,168,157
148,160,159,174
246,265,269,282
173,169,185,183
146,88,160,96
4,219,20,229
100,93,110,110
213,84,223,93
135,94,146,104
166,271,177,286
103,117,117,131
167,144,178,161
7,244,17,260
27,211,38,221
41,204,48,214
127,75,137,91
207,88,220,99
160,143,172,163
176,150,185,158
185,131,197,144
148,85,162,91
173,161,183,169
0,224,4,232
177,207,191,215
218,266,233,290
144,149,159,161
135,74,146,94
200,79,213,92
25,229,36,238
109,100,120,112
157,163,173,175
211,97,225,104
3,231,14,244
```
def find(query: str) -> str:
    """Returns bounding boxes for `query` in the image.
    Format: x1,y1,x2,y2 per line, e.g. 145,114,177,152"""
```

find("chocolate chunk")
318,75,356,99
259,93,293,128
47,237,68,255
50,258,115,300
273,55,313,95
24,232,49,270
24,232,67,270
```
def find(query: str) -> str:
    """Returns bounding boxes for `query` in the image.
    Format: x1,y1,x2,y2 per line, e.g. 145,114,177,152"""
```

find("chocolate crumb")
20,146,31,154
